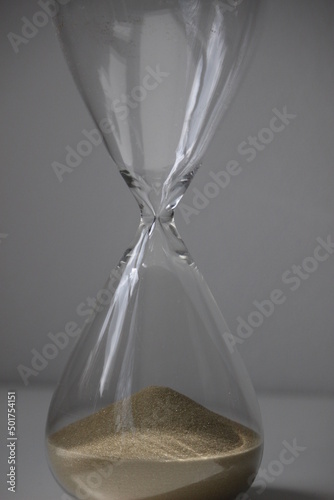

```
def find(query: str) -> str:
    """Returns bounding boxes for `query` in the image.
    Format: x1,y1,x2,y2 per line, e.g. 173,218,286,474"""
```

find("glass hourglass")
46,1,263,499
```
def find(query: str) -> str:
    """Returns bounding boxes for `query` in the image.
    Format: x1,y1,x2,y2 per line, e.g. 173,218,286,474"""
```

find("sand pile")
48,386,262,500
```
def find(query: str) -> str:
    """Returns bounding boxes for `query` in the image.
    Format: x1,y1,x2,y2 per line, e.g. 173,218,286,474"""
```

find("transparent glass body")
46,1,263,499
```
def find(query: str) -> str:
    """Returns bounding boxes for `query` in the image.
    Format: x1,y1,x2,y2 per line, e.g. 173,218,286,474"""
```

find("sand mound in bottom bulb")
48,386,262,500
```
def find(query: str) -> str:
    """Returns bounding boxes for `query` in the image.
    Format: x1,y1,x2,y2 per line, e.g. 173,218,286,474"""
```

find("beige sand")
48,386,262,499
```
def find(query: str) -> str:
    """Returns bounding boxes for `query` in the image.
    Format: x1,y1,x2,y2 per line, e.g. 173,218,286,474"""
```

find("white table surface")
0,386,333,500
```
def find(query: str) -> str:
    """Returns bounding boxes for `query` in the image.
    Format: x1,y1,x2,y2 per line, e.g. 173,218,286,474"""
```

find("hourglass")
46,1,263,499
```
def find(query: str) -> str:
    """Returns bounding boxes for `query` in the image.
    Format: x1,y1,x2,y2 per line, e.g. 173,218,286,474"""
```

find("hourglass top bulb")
53,0,259,214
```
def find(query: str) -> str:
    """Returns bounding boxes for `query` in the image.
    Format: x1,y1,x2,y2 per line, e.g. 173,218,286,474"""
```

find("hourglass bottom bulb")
47,387,262,500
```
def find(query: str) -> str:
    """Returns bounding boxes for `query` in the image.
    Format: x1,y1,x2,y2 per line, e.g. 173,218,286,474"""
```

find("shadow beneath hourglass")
248,487,330,500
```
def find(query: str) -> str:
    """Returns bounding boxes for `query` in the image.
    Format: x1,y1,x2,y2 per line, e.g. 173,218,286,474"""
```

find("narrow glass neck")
120,165,198,222
121,214,193,272
140,210,174,225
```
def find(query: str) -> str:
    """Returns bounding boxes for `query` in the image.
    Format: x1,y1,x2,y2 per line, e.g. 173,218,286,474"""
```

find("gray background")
0,1,334,500
1,0,334,395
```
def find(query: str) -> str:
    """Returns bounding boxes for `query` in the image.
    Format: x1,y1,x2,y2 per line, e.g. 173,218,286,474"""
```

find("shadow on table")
248,487,330,500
